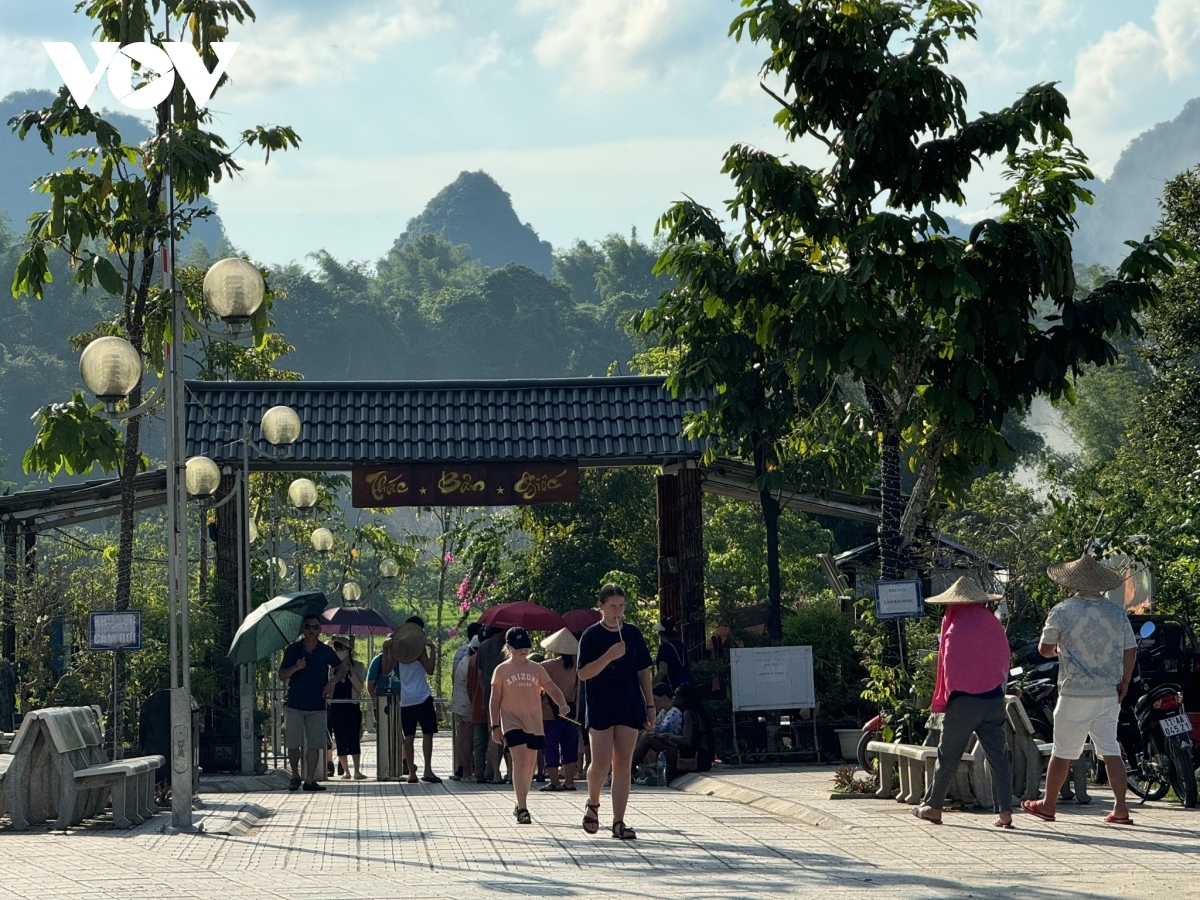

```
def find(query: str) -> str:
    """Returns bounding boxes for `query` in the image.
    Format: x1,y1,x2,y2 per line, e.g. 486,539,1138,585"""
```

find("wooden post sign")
352,462,579,508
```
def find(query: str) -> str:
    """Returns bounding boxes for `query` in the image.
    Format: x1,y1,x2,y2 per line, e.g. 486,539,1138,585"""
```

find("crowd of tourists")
277,582,713,839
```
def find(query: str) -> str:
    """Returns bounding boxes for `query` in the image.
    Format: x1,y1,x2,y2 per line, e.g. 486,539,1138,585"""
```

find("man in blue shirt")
279,614,345,791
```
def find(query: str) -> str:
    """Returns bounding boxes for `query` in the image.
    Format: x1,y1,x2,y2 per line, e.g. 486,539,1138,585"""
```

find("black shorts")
401,696,438,737
504,729,545,750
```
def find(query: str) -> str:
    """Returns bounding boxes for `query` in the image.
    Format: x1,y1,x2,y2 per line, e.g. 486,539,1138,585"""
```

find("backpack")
665,641,694,689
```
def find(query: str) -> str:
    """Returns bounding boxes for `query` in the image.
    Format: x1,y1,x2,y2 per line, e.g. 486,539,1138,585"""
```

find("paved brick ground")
1,738,1196,898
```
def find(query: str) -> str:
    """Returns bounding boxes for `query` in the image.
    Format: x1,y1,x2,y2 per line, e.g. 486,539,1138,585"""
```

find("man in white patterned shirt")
1022,554,1137,825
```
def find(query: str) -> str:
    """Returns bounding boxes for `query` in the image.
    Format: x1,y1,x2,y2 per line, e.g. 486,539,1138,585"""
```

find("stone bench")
2,706,164,830
867,736,984,806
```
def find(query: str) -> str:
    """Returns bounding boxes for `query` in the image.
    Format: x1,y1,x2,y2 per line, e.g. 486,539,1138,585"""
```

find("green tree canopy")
650,0,1187,587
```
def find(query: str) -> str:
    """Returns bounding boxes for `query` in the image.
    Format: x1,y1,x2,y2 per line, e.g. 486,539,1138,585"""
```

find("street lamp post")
78,254,271,830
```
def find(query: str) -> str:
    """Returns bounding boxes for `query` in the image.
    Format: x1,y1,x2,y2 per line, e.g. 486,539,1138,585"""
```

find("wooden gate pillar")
656,473,682,629
3,519,17,662
657,468,705,661
678,467,705,659
211,471,241,731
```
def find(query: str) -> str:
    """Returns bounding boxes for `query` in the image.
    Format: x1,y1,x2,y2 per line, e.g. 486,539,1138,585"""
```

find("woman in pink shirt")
490,627,568,824
913,577,1014,829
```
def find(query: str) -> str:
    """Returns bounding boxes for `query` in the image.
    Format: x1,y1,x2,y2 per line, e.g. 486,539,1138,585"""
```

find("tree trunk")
753,435,783,644
865,384,904,580
899,427,947,546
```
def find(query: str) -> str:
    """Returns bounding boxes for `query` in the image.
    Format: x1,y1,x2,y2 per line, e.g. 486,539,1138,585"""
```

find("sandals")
993,818,1014,829
911,806,942,825
1021,799,1056,822
1104,812,1134,825
539,782,563,792
611,820,637,840
582,802,600,834
514,806,532,825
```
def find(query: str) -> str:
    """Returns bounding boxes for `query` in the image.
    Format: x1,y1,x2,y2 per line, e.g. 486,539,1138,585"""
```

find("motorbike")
1120,620,1198,807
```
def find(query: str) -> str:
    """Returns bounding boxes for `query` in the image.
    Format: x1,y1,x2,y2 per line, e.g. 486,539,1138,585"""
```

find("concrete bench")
866,736,984,805
3,706,164,830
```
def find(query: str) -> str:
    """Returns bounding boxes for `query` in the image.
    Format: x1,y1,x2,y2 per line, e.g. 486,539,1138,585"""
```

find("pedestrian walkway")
0,738,1196,898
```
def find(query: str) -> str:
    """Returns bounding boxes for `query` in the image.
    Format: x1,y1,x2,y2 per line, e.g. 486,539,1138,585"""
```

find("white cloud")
1067,0,1200,175
435,32,506,84
977,0,1082,54
518,0,715,93
227,1,449,92
0,35,53,97
1155,0,1200,80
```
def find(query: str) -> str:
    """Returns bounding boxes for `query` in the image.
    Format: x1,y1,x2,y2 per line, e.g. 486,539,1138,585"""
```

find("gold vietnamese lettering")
364,471,408,502
513,469,568,500
438,470,485,495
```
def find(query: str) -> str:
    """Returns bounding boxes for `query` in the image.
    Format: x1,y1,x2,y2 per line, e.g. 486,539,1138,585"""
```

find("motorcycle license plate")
1160,714,1192,738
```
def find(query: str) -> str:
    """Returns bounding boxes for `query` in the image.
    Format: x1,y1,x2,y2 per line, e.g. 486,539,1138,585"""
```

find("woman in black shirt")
577,583,654,840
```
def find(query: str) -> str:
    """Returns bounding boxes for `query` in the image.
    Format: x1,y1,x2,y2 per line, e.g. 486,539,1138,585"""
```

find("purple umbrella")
321,606,397,636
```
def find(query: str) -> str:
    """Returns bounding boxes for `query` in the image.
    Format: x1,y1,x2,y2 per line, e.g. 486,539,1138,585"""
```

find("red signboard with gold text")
352,462,579,508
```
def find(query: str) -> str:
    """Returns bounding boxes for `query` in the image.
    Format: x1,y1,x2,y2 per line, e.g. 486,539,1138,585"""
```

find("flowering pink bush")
444,552,455,564
448,626,459,639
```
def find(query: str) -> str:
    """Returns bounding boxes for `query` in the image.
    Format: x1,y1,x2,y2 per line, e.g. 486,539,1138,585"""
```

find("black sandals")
582,801,600,834
611,820,637,840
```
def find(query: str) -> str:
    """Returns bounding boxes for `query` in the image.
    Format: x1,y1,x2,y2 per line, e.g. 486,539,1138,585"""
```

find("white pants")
1051,694,1120,759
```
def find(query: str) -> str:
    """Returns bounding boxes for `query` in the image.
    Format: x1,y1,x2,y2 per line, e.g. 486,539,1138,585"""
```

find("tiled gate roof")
185,377,708,469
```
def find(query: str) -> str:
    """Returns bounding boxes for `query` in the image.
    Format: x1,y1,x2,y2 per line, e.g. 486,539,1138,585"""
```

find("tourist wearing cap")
327,635,367,780
489,627,568,824
577,583,654,841
1022,554,1137,825
538,627,580,792
913,577,1013,828
392,616,442,784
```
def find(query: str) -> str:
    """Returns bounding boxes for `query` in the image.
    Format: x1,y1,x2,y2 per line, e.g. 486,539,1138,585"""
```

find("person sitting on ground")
633,682,682,782
539,627,581,792
631,683,712,783
489,627,568,824
279,614,347,792
327,635,367,780
393,616,442,784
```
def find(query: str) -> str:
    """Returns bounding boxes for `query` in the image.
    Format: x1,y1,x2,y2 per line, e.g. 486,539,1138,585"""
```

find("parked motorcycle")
1121,621,1198,807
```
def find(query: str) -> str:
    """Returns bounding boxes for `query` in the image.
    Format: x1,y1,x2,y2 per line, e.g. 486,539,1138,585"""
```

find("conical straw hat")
388,623,425,664
1047,554,1124,595
540,627,579,656
925,576,1002,605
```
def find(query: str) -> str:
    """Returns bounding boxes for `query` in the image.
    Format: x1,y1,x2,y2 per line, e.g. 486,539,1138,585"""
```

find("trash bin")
199,732,241,773
140,689,199,787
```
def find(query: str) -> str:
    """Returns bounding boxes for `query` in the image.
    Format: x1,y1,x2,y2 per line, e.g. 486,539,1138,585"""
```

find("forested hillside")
1074,98,1200,266
396,171,554,275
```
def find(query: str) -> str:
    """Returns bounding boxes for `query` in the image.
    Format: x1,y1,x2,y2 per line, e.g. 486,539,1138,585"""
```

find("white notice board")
730,646,815,712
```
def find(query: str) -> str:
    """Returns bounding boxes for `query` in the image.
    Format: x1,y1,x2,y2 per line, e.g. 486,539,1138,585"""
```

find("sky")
2,0,1199,268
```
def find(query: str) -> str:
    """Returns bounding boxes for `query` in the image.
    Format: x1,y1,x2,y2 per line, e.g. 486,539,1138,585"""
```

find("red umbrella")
321,606,397,636
479,601,566,633
562,608,601,633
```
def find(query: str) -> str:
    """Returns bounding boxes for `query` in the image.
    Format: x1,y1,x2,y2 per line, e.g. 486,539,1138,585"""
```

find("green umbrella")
228,591,331,665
